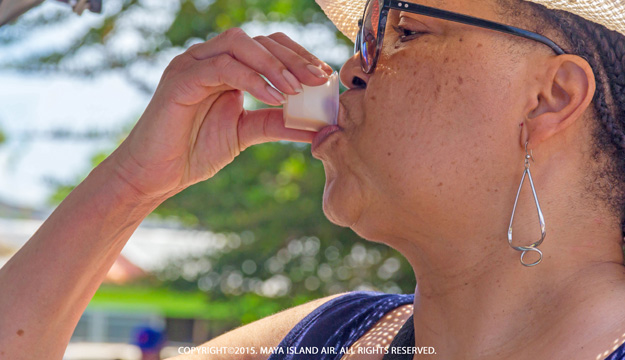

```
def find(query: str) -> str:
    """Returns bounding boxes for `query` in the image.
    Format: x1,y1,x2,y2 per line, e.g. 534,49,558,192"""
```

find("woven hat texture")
315,0,625,42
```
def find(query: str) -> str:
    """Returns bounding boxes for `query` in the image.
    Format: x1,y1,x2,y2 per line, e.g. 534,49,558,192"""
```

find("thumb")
237,108,316,151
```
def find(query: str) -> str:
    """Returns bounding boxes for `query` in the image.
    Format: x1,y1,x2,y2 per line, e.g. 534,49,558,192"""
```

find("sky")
0,0,351,210
0,69,148,208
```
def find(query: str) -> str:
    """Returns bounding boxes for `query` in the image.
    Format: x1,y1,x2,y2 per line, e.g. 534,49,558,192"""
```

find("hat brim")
315,0,625,42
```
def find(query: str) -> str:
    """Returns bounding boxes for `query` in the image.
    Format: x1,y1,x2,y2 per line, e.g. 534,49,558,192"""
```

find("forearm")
0,156,163,360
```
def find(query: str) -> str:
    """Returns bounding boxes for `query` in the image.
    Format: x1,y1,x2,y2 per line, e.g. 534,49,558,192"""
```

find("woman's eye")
392,25,426,42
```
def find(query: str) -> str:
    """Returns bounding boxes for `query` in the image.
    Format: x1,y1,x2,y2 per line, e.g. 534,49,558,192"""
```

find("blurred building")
0,201,224,360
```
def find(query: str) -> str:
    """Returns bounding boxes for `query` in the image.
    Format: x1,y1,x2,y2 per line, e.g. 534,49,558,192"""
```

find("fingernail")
266,85,286,104
307,64,328,78
282,69,303,93
313,59,333,74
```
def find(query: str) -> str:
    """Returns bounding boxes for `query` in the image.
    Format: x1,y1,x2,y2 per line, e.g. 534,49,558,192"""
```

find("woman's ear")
521,54,596,149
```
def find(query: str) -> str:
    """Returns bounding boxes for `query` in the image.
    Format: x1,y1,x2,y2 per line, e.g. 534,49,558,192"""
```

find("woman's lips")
311,125,341,154
311,100,345,156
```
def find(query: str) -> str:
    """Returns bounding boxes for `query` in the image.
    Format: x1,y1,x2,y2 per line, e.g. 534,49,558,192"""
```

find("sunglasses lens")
360,0,382,73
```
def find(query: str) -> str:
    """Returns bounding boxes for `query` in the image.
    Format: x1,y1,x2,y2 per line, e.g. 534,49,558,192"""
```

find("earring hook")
524,141,534,162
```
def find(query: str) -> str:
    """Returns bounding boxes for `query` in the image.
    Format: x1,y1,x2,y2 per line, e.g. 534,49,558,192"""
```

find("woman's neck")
398,227,625,360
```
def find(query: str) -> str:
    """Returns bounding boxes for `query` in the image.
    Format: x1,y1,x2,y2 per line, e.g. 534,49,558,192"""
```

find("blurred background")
0,0,416,358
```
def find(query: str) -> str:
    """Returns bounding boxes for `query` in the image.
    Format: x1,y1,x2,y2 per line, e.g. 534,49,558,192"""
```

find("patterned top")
268,291,625,360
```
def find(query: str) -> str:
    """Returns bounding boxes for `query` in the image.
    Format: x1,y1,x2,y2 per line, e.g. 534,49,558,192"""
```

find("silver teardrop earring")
508,141,546,267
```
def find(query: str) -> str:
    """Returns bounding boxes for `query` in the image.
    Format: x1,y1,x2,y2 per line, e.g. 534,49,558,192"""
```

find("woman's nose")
339,53,370,90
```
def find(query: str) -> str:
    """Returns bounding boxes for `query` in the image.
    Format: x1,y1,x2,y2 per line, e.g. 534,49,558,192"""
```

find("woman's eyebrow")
398,11,427,20
408,0,448,5
398,11,436,28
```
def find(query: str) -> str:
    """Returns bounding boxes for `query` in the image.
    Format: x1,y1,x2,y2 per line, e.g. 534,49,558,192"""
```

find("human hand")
107,29,333,201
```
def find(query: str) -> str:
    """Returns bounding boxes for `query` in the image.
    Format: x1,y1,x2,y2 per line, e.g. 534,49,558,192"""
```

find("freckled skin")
315,1,625,359
318,0,528,245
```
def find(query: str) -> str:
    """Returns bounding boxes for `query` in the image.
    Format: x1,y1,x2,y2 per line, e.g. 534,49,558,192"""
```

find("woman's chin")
321,176,395,243
321,176,365,228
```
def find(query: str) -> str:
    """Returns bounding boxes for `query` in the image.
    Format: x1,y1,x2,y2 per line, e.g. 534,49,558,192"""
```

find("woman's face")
314,0,541,244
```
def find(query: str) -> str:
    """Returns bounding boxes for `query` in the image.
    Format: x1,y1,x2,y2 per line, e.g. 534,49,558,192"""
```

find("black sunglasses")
355,0,566,74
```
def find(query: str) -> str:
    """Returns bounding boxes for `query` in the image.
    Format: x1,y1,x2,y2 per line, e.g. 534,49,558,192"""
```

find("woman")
1,0,624,359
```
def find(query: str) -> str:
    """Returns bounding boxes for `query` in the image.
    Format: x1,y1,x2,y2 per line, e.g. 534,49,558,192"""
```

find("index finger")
267,32,334,75
187,28,302,96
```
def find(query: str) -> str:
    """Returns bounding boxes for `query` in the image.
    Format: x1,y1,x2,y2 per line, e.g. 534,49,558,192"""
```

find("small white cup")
283,71,339,132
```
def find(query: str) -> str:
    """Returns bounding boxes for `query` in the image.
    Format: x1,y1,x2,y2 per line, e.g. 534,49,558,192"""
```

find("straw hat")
315,0,625,42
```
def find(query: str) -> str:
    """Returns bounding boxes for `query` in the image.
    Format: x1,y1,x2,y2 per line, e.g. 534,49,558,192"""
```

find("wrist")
88,154,168,212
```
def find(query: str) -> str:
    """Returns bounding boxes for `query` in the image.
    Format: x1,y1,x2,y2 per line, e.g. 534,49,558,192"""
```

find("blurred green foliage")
53,141,416,312
166,0,325,46
0,0,351,78
7,0,415,328
91,284,290,322
153,142,416,303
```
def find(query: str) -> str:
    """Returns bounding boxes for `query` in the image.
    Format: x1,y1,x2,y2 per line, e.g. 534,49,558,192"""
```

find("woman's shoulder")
168,292,347,360
284,290,414,338
167,291,414,360
268,291,414,360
